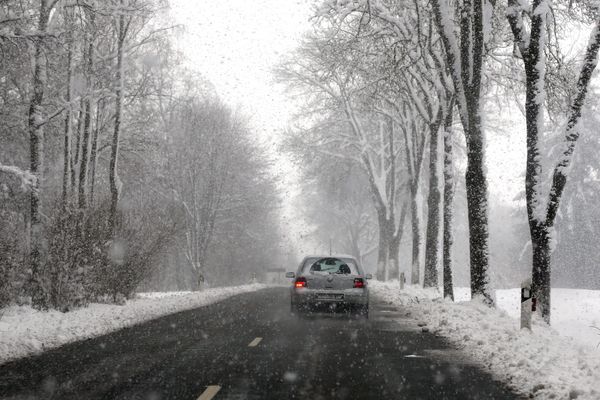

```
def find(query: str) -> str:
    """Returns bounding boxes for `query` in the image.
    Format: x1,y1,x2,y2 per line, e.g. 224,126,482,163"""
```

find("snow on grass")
0,283,268,366
495,288,600,350
371,281,600,400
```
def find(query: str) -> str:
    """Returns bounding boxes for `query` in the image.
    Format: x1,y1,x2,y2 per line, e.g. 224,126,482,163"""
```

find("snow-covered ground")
451,287,600,350
496,288,600,350
371,281,600,400
0,283,268,365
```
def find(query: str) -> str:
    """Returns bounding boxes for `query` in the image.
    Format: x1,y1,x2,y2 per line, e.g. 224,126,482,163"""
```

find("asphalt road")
0,287,522,400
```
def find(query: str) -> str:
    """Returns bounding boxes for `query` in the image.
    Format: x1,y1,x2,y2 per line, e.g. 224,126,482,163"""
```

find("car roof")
301,254,357,259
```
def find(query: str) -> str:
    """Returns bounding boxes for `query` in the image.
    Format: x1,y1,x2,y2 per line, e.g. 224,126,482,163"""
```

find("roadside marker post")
521,278,533,330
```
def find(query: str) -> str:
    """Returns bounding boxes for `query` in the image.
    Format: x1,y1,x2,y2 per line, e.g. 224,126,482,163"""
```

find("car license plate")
317,293,344,300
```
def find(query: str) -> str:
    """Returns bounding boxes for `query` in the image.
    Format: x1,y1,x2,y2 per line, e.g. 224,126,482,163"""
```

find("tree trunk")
464,0,492,303
409,185,420,284
530,224,551,321
89,99,102,205
388,236,399,282
61,28,73,210
424,119,442,288
506,0,600,324
71,98,85,196
78,12,95,209
109,13,126,232
465,122,491,302
376,211,390,280
401,120,424,286
29,0,53,309
443,105,455,300
390,199,408,281
430,0,492,303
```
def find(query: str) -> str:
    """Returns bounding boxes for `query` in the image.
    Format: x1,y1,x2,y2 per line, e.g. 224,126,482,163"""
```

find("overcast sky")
170,0,312,133
170,0,316,255
168,0,533,255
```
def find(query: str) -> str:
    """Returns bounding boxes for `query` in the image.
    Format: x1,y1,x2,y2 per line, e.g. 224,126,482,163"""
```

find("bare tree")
109,1,127,232
442,100,456,300
61,8,74,210
28,0,60,309
507,1,600,322
429,0,493,302
78,5,96,209
278,30,409,280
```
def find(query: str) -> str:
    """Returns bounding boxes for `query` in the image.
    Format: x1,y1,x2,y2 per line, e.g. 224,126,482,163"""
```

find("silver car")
286,255,372,317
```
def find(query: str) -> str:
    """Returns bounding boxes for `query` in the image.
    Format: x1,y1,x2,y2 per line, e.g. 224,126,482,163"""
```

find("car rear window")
301,257,360,275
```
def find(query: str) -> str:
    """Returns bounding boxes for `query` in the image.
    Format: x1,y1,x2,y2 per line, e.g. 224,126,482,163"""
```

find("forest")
1,0,600,328
278,0,600,323
3,2,600,398
0,0,283,311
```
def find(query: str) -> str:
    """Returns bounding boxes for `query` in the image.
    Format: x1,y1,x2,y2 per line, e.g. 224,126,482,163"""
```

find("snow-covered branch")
545,21,600,227
0,164,36,192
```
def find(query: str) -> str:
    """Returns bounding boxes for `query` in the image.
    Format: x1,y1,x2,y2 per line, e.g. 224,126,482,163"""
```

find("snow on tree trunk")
531,225,551,320
431,0,492,303
424,118,442,288
409,187,421,285
442,104,455,300
29,0,54,309
400,118,424,286
508,0,600,322
376,211,390,281
388,236,400,282
109,11,126,232
78,11,95,209
71,98,85,197
465,123,490,302
62,21,73,210
390,200,408,281
89,100,102,205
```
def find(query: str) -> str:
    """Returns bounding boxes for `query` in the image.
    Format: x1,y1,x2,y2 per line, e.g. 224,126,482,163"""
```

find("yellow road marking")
197,385,221,400
248,337,263,347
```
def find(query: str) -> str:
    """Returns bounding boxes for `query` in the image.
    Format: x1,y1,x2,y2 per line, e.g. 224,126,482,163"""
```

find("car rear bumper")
291,288,369,307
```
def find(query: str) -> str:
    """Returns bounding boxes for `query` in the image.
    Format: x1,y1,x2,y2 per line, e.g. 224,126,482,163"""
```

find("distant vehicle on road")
286,255,372,317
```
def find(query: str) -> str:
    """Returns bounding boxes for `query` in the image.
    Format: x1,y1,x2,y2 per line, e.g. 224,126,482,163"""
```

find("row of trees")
0,0,283,310
281,0,600,322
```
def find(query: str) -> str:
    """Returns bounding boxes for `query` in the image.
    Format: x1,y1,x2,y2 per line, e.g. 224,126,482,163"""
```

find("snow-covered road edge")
370,281,600,400
0,283,269,365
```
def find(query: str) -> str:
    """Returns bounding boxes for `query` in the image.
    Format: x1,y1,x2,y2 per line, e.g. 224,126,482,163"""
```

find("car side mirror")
365,273,373,280
285,272,295,278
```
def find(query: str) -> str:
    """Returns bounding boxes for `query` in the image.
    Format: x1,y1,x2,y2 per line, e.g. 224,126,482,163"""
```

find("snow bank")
495,288,600,350
371,281,600,400
0,283,268,365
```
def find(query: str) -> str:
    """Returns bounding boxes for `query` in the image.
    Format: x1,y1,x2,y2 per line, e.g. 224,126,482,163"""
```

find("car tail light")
295,277,307,288
353,278,365,288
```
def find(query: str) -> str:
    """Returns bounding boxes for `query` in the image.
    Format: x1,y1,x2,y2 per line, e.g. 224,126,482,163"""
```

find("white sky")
168,0,536,255
170,0,316,256
169,0,312,132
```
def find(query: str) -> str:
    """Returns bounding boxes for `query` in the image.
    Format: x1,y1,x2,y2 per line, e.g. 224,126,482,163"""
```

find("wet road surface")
0,287,522,399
